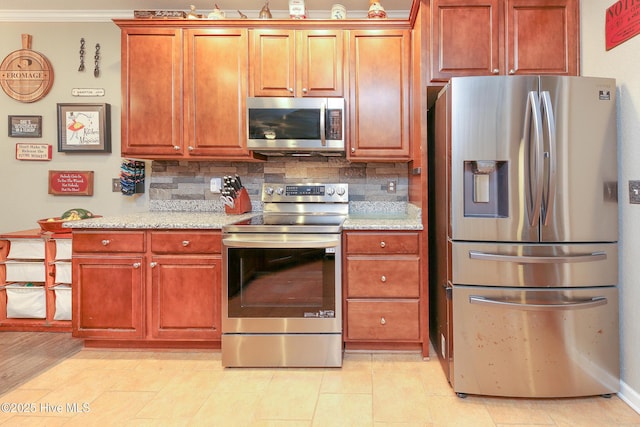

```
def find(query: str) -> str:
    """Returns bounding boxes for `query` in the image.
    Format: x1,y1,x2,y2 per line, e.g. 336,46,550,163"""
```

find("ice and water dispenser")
463,160,508,217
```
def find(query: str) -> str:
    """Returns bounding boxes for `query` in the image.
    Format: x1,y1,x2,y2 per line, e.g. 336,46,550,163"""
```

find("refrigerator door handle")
525,91,544,227
469,295,608,311
468,250,607,263
540,91,557,226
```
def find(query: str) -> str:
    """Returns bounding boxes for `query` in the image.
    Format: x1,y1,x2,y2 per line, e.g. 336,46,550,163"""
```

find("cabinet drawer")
346,300,420,341
347,257,419,298
151,231,221,254
345,232,419,255
73,231,146,253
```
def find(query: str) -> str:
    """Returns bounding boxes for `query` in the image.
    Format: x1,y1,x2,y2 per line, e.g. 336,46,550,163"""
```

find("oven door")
222,233,342,334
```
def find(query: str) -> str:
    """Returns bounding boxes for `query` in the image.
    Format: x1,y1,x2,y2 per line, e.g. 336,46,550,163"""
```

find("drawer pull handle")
150,262,157,268
380,317,386,325
182,240,190,247
381,275,387,283
380,241,386,248
133,263,141,269
101,239,110,246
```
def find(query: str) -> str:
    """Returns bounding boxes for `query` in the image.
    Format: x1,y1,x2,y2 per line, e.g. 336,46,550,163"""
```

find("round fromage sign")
0,34,54,103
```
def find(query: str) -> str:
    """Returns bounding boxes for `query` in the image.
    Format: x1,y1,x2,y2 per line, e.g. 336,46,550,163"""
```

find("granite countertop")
64,203,423,231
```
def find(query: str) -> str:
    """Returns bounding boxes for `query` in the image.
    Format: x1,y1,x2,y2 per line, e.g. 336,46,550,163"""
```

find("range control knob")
326,187,335,196
336,186,346,196
264,187,274,196
276,187,285,195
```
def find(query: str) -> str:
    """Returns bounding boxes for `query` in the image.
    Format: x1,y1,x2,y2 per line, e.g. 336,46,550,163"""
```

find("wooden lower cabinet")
73,256,145,339
343,231,426,355
150,256,220,340
72,229,221,348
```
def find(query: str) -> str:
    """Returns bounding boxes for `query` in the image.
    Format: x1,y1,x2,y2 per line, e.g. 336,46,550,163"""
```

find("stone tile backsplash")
149,158,409,211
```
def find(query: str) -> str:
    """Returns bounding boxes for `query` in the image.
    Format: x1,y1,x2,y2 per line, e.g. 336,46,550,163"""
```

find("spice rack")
0,229,72,331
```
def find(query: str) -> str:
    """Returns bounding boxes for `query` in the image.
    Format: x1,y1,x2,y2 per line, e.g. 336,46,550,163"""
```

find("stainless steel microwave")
247,97,345,155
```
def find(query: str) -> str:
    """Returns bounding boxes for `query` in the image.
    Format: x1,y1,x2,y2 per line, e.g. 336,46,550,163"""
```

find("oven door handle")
223,235,340,249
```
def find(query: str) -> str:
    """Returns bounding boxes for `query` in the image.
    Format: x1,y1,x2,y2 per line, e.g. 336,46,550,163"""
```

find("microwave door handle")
540,91,556,226
320,102,326,146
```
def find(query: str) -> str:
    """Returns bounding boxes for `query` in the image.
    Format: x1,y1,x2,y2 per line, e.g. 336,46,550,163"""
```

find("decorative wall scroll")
8,115,42,137
48,170,94,196
57,103,111,153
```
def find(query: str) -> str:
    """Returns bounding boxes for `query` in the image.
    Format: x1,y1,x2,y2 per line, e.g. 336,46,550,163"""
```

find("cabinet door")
121,28,182,156
298,30,344,97
184,29,251,158
250,29,296,97
349,30,411,161
430,0,501,81
72,256,145,339
150,256,220,340
505,0,578,75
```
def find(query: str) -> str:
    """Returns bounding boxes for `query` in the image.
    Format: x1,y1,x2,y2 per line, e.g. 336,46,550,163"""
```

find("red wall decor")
606,0,640,50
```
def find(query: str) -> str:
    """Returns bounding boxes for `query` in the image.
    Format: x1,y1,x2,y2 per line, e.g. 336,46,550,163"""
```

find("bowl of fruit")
38,208,97,234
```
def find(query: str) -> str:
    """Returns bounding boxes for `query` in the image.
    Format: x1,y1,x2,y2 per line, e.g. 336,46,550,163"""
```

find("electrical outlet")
629,180,640,204
210,177,222,193
387,180,396,193
112,178,121,192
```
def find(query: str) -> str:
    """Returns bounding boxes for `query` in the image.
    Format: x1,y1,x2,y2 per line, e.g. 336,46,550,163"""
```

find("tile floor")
1,349,639,426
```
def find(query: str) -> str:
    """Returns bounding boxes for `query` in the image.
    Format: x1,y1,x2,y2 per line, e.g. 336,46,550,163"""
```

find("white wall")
0,23,149,234
581,2,640,411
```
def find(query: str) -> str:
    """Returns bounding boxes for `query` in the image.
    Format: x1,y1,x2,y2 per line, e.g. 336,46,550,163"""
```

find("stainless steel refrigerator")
429,75,619,398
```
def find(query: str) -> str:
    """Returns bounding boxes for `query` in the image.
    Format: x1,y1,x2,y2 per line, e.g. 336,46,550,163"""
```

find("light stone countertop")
63,203,423,231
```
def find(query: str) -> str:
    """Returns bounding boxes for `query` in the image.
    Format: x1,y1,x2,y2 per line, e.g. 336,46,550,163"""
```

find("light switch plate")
629,180,640,204
112,178,121,192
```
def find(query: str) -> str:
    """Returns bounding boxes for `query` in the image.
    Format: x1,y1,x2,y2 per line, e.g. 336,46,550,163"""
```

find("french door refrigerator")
429,75,619,398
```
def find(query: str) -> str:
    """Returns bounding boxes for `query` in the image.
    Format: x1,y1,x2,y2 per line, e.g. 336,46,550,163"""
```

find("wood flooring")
0,331,83,396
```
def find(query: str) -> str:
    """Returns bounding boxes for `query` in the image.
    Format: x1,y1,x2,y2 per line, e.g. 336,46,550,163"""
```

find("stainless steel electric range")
221,183,349,367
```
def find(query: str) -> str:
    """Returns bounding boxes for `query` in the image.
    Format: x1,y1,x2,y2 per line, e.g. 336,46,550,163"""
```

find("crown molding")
0,9,408,22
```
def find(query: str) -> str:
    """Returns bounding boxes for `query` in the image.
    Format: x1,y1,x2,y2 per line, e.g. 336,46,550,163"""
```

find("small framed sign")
48,170,94,196
8,115,42,138
57,103,111,153
16,143,52,160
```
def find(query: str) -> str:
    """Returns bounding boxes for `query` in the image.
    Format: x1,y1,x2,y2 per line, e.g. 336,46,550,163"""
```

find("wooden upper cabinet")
506,0,578,76
431,0,501,81
184,29,250,158
250,29,344,97
348,30,411,161
429,0,578,82
121,28,182,156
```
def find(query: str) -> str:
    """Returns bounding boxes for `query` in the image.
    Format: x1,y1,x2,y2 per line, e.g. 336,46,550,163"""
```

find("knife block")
225,188,252,215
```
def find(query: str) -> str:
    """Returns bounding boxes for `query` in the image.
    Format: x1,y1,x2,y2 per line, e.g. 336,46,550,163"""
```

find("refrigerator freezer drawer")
452,285,619,398
452,242,617,287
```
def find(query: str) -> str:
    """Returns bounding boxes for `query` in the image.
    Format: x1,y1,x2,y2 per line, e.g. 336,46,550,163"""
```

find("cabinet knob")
182,240,190,247
380,317,386,325
302,88,308,93
492,68,499,74
133,262,141,269
380,241,386,248
288,88,294,93
173,145,180,151
150,262,157,268
188,146,194,152
381,275,387,283
509,69,516,75
351,147,355,153
101,239,110,246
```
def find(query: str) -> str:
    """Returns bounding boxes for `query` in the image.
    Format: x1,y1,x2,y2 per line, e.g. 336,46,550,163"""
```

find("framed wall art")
57,103,111,153
8,115,42,137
